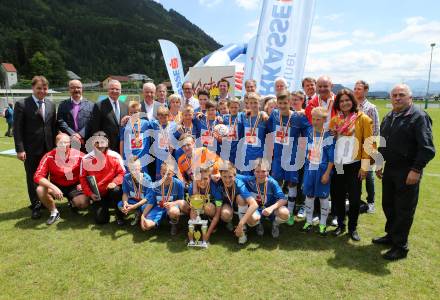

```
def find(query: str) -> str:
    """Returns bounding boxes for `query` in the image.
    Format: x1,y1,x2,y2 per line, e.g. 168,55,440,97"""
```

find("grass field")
0,100,439,299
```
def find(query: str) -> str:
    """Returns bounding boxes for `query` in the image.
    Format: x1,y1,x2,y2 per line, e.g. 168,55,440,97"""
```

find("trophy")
187,194,209,248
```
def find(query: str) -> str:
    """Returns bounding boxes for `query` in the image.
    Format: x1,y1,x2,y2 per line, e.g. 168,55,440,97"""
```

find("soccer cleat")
319,224,327,236
312,216,320,225
367,203,375,214
46,212,60,225
238,233,248,244
226,222,234,232
287,215,295,226
170,223,178,236
256,223,264,236
302,222,312,232
296,206,305,219
271,223,280,238
331,216,338,227
201,241,208,248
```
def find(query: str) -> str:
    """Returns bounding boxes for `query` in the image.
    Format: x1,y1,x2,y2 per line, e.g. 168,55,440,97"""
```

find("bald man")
57,80,94,147
305,75,337,129
374,84,435,260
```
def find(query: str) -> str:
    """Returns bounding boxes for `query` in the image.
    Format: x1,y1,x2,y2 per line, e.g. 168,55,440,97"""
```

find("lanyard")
248,112,261,136
279,111,291,137
131,174,143,200
225,183,236,207
161,179,174,204
256,179,267,207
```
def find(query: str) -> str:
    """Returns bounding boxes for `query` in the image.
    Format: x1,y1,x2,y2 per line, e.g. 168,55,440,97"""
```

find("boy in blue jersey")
140,161,189,235
118,157,152,225
238,158,289,238
267,91,311,225
173,105,200,161
302,107,335,235
187,164,223,247
236,92,268,175
217,98,242,164
218,161,258,244
194,100,221,151
119,101,152,174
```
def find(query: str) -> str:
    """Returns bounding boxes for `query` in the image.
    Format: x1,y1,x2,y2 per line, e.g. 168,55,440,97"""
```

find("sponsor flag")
159,39,185,97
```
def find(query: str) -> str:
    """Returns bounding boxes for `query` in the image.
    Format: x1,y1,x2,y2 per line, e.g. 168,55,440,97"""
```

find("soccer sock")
305,196,314,224
238,205,248,221
287,200,295,215
288,186,297,198
50,208,59,216
320,197,330,226
274,216,286,225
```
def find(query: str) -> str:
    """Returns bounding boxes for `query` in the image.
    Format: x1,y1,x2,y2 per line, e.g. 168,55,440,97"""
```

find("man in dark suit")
57,80,93,149
13,76,57,219
88,80,128,153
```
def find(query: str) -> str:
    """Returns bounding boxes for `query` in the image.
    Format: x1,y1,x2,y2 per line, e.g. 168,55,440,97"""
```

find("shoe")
349,230,361,241
201,241,208,248
31,208,42,219
256,223,264,236
333,226,346,236
367,203,375,214
238,233,247,244
226,222,234,232
312,216,320,225
372,235,393,245
170,223,178,236
345,199,350,212
116,218,125,226
287,215,295,226
271,222,280,238
331,216,338,227
131,212,141,226
383,247,408,261
302,222,312,232
319,224,327,236
46,212,60,225
296,206,305,219
188,240,195,246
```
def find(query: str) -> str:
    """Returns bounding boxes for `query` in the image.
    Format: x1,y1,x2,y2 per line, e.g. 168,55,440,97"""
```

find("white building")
1,63,18,88
128,73,152,82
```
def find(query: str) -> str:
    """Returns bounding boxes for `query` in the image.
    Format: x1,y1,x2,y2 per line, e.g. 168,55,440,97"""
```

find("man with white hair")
274,77,288,95
140,82,162,120
88,80,128,152
156,83,168,106
374,83,435,260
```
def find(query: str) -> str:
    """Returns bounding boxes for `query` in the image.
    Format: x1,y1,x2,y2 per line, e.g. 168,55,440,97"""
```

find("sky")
154,0,440,88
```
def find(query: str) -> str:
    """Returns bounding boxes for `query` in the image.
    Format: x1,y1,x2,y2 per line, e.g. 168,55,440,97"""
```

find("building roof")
66,70,81,80
1,63,17,73
105,75,130,82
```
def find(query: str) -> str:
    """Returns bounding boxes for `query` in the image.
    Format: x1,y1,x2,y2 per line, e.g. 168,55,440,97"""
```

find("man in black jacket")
57,80,93,148
13,76,57,219
374,83,435,260
88,80,128,152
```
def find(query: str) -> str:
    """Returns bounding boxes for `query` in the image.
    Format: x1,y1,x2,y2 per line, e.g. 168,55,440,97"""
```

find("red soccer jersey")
34,148,84,187
305,94,338,124
79,149,125,197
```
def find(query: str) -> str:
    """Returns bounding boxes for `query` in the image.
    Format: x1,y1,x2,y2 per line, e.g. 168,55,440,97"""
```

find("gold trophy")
187,194,209,248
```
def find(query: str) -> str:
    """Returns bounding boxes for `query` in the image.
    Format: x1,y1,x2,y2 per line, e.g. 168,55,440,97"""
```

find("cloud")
199,0,223,8
322,13,343,22
308,40,353,54
377,16,440,45
235,0,261,10
310,25,346,42
352,29,376,40
243,19,259,40
305,49,440,84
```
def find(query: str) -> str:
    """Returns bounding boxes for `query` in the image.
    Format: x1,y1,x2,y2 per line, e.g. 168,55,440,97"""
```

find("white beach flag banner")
158,39,185,97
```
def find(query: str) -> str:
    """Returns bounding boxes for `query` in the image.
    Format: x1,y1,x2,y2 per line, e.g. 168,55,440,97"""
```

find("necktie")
72,102,80,131
113,101,120,122
38,100,44,121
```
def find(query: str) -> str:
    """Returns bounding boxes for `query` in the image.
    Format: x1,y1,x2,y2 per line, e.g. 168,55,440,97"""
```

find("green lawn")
0,101,439,299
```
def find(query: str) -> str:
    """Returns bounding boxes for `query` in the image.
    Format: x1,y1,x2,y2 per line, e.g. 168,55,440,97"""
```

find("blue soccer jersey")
237,175,285,208
120,118,152,173
188,180,224,207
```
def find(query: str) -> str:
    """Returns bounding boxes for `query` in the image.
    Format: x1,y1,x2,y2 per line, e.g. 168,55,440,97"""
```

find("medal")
159,178,174,208
131,173,143,201
225,183,236,207
256,180,267,208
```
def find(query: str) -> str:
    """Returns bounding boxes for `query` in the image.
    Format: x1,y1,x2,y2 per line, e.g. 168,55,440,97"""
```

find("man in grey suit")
57,80,93,148
88,80,128,153
13,76,57,219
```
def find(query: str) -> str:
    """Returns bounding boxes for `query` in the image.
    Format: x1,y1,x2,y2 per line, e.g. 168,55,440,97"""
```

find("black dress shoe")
31,208,42,219
383,247,409,261
46,212,60,225
333,226,346,236
116,218,126,226
349,230,361,241
372,235,393,245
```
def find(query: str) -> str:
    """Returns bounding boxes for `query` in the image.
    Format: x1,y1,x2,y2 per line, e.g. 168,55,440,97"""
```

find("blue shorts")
271,159,298,183
117,199,143,212
255,207,276,221
302,167,331,198
140,205,166,226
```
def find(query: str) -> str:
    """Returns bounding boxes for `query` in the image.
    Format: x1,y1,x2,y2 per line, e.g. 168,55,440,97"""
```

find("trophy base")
187,241,209,249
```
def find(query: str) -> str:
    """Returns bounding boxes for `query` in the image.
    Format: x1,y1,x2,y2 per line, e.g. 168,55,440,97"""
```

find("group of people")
12,74,435,260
